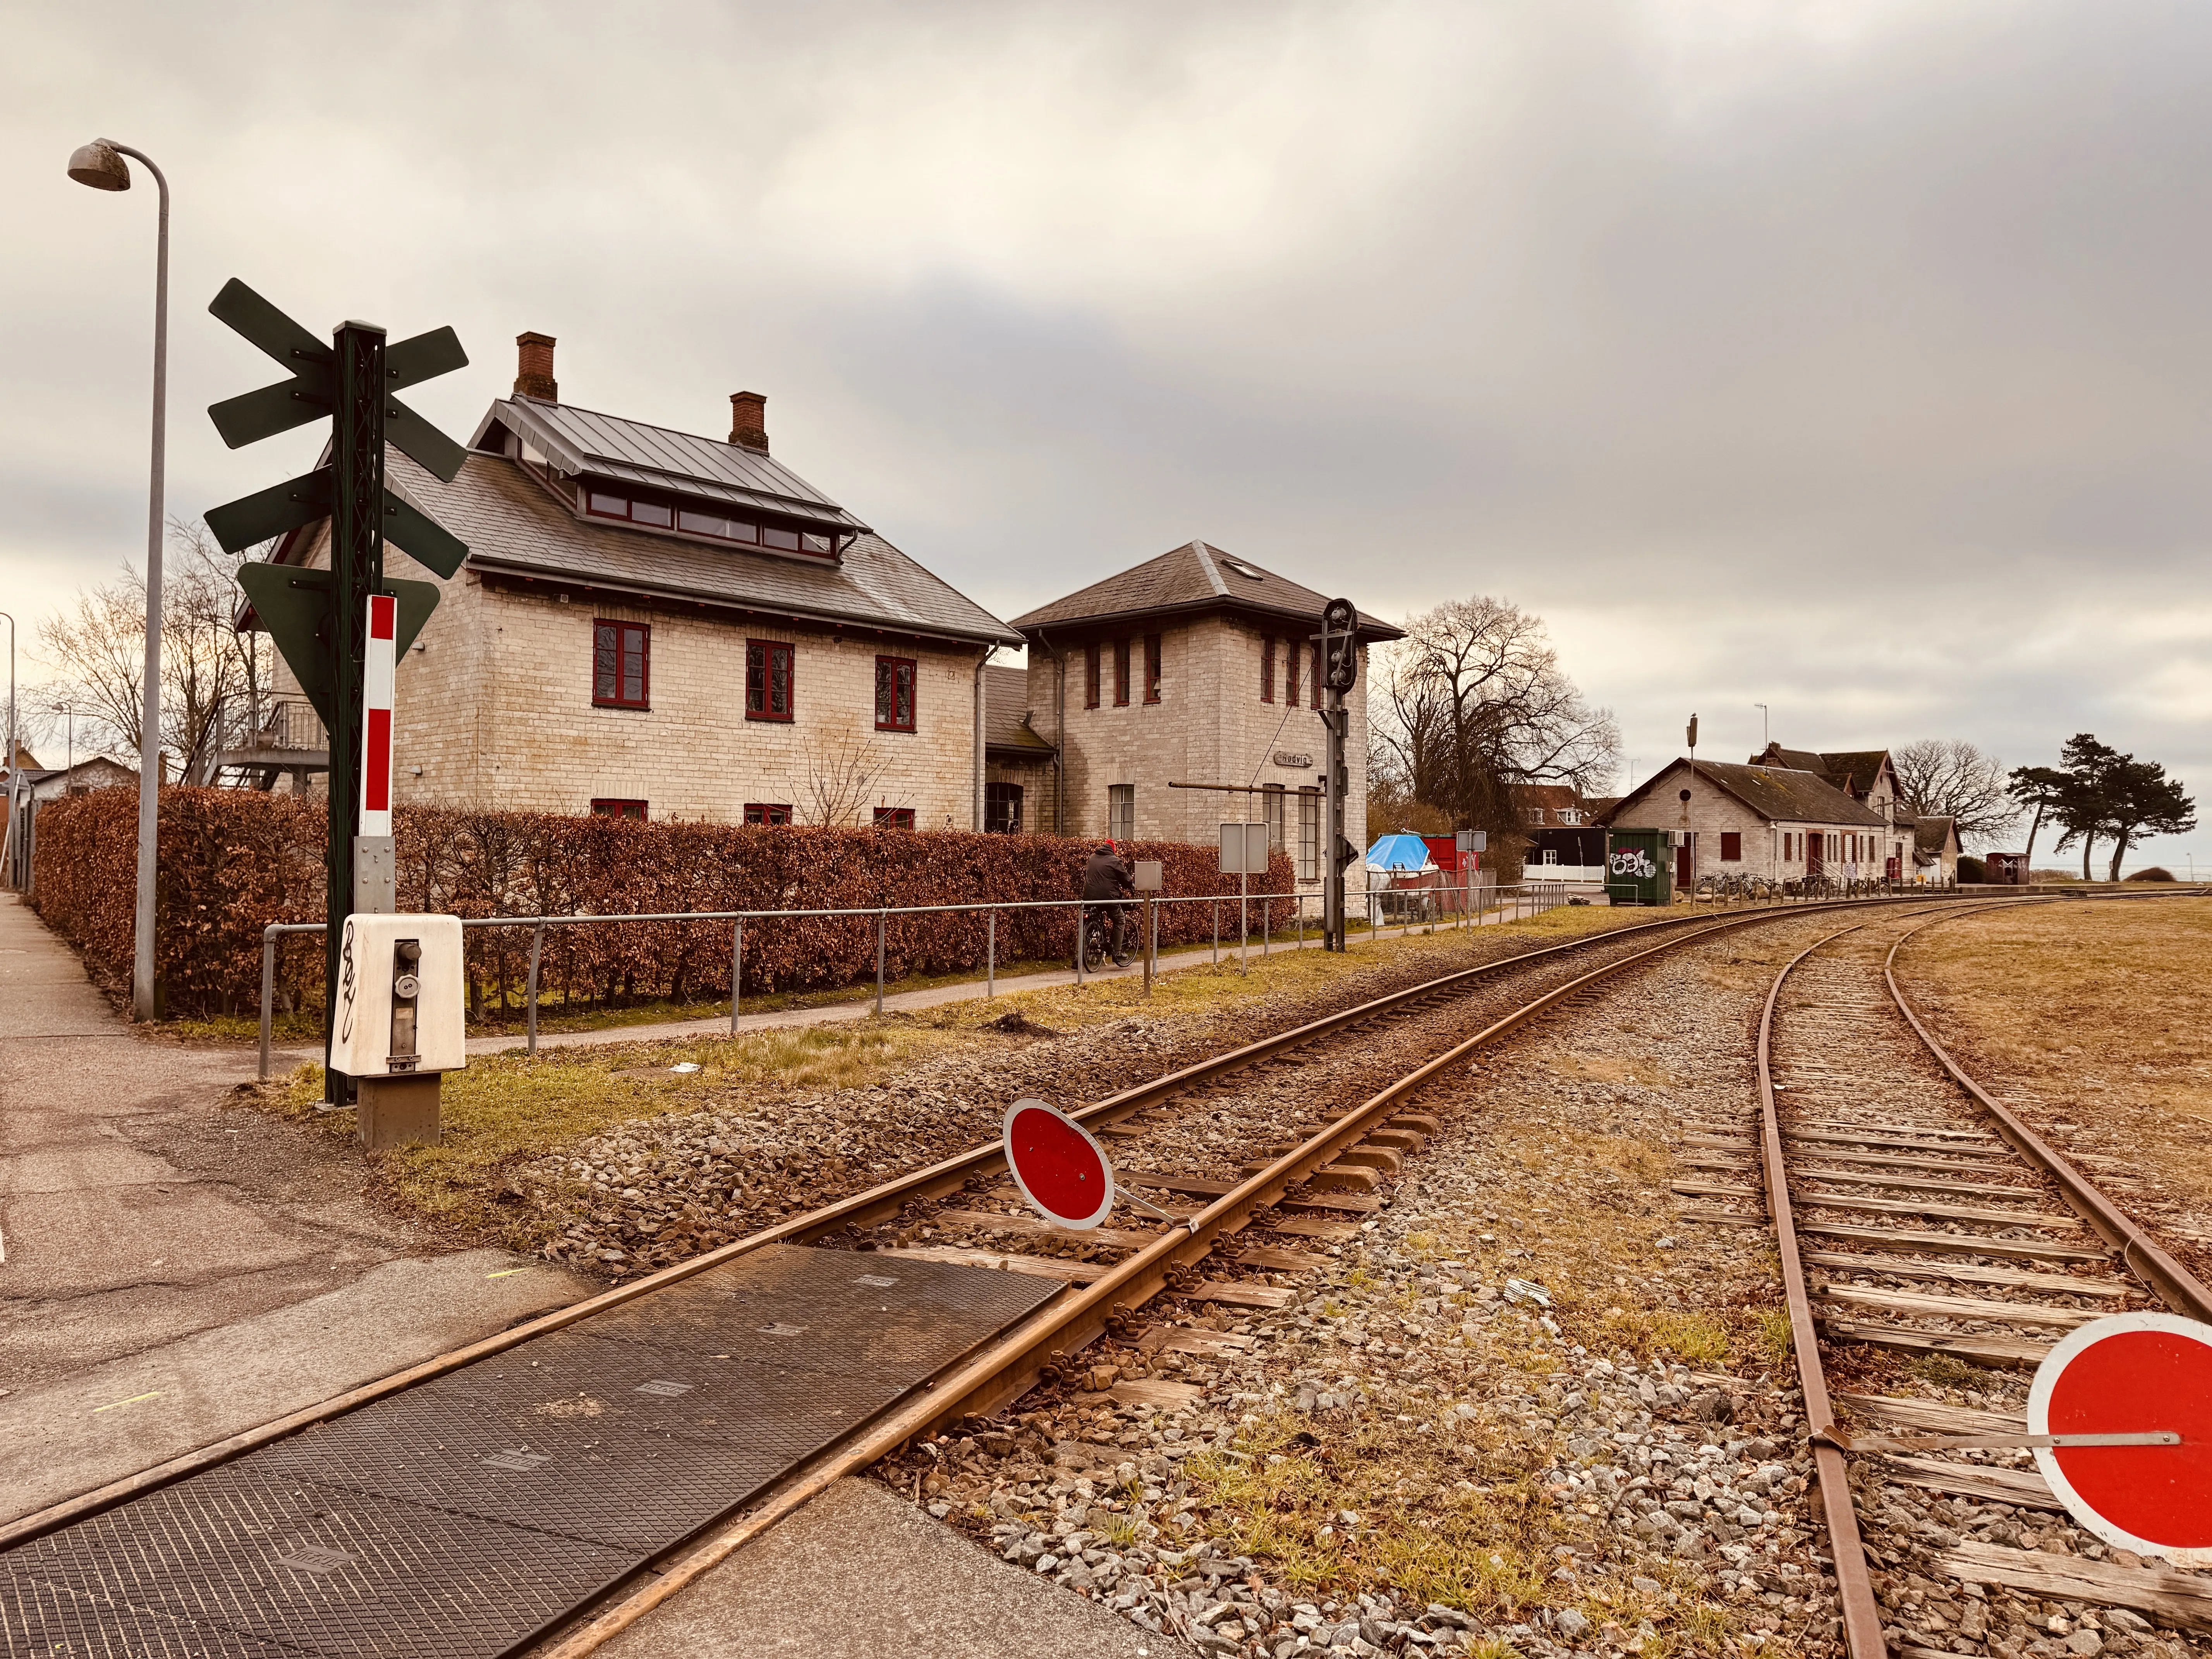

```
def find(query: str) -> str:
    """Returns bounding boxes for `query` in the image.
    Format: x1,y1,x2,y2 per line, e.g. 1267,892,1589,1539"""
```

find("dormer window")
584,487,837,556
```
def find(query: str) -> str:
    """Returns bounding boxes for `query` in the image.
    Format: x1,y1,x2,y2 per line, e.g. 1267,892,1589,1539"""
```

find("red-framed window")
744,802,792,826
1285,637,1301,708
591,798,647,821
1113,638,1130,706
1311,641,1323,705
1260,635,1276,702
745,639,793,721
872,806,915,830
1144,634,1162,703
1720,831,1742,862
1084,642,1101,709
875,656,917,732
593,620,649,708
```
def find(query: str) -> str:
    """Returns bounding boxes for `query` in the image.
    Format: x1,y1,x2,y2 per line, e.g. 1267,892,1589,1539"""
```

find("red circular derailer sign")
2030,1312,2212,1565
1002,1099,1116,1231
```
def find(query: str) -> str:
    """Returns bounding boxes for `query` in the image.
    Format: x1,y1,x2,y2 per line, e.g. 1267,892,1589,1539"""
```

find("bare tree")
789,730,886,826
1891,738,2017,845
1370,596,1620,841
34,519,273,783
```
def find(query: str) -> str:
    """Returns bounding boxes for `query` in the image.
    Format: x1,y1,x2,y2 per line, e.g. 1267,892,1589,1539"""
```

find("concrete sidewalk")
0,892,591,1525
586,1477,1157,1659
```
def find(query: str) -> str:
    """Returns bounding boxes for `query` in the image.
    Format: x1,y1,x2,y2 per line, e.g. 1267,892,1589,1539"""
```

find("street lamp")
2,610,15,881
69,137,169,1022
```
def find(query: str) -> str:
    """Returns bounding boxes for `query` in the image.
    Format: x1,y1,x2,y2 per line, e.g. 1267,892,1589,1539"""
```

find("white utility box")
330,913,466,1079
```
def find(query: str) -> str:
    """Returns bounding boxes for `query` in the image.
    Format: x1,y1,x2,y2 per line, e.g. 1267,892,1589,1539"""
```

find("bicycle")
1079,905,1126,974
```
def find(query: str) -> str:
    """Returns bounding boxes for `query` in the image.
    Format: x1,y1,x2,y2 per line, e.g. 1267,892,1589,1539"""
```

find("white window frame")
1107,784,1134,842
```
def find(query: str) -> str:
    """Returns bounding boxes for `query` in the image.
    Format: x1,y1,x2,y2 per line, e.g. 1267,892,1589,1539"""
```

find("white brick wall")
1025,617,1369,884
272,528,988,826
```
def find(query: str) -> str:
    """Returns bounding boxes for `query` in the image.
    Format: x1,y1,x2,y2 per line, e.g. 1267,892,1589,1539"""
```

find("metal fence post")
1074,905,1085,985
876,911,887,1014
730,918,743,1035
258,926,276,1082
526,924,545,1056
1212,899,1219,967
986,910,996,999
1262,896,1270,958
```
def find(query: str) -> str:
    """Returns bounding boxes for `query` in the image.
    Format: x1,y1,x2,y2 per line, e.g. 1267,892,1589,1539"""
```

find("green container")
1605,828,1673,907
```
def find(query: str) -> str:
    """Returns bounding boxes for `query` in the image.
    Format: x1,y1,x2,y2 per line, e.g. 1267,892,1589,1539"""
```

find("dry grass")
263,1019,963,1242
1896,896,2212,1219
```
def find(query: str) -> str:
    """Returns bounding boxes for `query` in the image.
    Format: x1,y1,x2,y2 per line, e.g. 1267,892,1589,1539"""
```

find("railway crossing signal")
204,279,471,1107
2029,1312,2211,1563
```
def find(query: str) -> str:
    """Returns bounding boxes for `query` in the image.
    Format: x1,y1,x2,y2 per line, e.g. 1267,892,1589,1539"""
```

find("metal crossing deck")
0,1244,1062,1659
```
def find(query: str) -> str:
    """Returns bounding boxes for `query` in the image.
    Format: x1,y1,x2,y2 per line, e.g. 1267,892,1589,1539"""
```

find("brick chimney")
514,331,558,401
729,390,768,452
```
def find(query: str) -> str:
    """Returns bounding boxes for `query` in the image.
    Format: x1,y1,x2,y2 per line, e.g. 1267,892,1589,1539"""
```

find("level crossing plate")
0,1244,1062,1658
2029,1311,2212,1565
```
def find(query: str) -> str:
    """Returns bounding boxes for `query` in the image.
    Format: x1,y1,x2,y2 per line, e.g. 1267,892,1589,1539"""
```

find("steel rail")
15,893,1866,1554
1754,922,1891,1659
538,898,1980,1659
1882,910,2212,1322
1751,893,2211,1659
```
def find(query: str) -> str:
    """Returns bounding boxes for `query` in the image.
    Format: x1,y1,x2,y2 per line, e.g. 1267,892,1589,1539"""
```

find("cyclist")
1077,839,1135,969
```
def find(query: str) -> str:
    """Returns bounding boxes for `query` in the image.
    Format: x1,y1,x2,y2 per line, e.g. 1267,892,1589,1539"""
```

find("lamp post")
1754,702,1768,751
2,610,15,882
69,137,169,1022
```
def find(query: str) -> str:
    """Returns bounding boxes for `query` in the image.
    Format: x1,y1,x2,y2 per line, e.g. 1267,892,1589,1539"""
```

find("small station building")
1599,758,1901,889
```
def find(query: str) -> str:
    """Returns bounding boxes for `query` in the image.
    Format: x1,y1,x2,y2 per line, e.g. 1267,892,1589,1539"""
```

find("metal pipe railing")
251,881,1589,1079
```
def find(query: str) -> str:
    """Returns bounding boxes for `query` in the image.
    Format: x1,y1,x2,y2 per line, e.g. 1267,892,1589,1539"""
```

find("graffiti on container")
1609,848,1657,879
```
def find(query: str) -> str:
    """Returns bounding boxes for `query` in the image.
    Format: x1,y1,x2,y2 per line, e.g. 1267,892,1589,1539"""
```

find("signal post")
204,281,471,1117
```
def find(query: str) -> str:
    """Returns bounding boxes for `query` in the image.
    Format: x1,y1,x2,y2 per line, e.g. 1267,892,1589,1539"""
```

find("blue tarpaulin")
1366,833,1436,872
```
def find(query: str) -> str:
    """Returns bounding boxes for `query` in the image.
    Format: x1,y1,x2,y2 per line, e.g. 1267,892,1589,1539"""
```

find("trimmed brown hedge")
29,788,1293,1018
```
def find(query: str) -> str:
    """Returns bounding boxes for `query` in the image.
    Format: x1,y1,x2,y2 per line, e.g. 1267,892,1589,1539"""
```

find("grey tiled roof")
1603,760,1886,828
376,447,1019,647
476,397,868,530
1915,816,1958,855
1010,541,1402,639
983,665,1053,755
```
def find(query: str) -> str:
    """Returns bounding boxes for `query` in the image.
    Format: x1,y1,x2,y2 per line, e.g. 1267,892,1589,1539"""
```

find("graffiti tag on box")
1609,848,1657,879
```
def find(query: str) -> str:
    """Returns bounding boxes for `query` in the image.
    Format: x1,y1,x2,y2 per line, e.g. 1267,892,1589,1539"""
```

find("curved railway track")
0,892,2032,1659
1733,901,2212,1659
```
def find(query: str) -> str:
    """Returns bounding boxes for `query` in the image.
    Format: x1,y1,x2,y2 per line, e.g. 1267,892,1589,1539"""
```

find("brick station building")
255,334,1020,827
1006,542,1400,892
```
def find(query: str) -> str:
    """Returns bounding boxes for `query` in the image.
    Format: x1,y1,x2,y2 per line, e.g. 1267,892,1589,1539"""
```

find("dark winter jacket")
1081,849,1135,901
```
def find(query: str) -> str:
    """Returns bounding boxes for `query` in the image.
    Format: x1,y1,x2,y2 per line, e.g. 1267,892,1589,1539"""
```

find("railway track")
0,892,2019,1659
1722,903,2212,1659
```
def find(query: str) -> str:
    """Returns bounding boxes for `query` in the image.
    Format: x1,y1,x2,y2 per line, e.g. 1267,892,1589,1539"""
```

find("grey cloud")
2,0,2207,860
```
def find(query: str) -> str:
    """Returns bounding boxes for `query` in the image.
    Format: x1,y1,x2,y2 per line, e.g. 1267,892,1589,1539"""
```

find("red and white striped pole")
359,593,395,838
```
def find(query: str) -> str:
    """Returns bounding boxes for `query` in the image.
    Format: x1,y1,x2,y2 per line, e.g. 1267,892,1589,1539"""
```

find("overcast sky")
4,1,2209,870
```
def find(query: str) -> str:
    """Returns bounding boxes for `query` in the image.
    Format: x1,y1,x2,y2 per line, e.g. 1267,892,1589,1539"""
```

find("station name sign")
1273,749,1314,769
